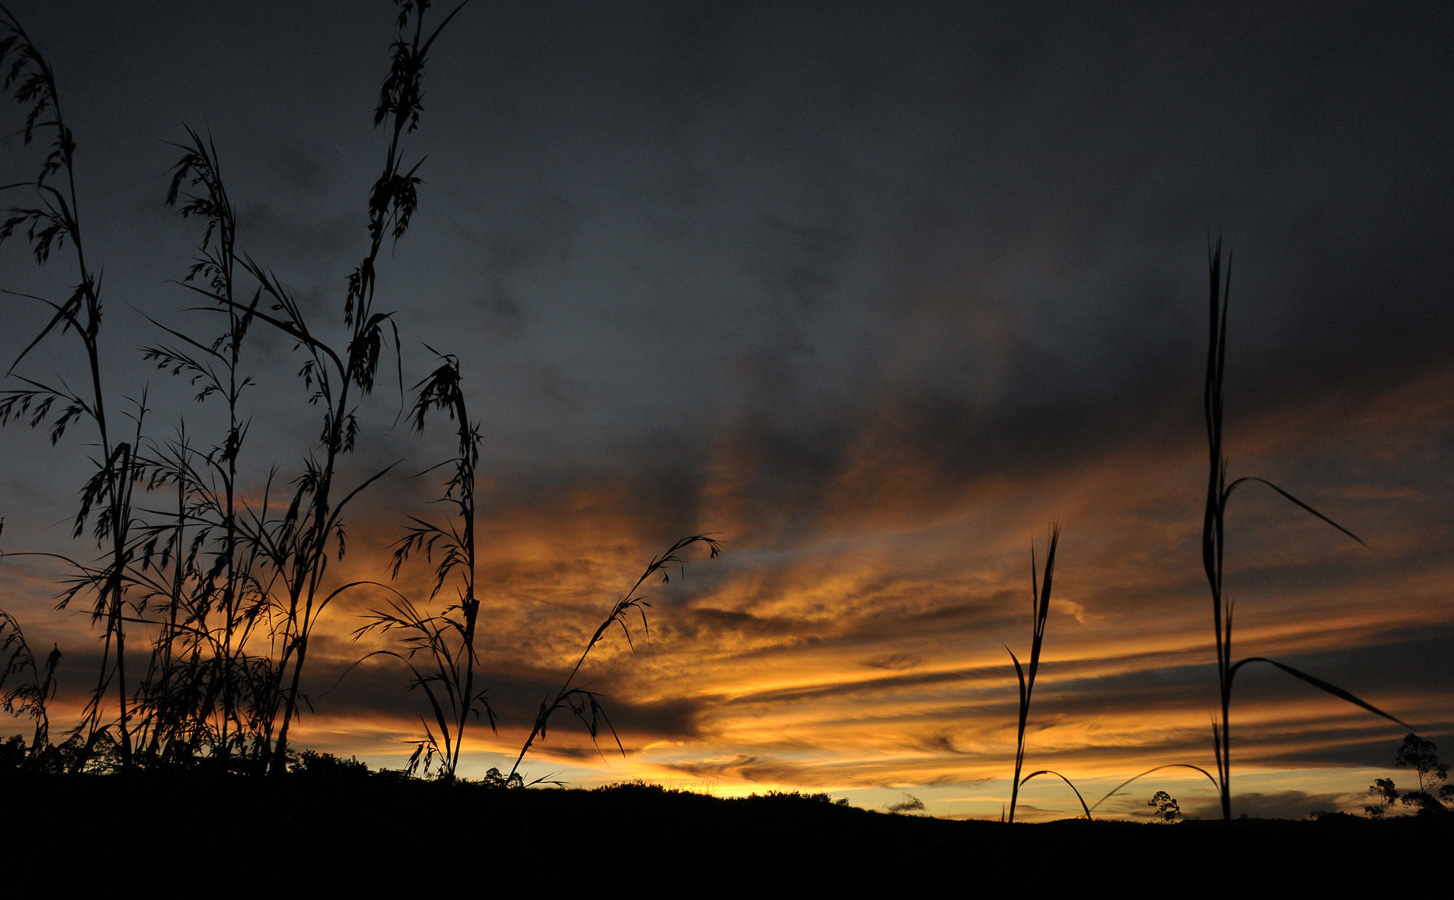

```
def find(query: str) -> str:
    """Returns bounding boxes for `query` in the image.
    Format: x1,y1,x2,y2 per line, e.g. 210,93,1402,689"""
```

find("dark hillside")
4,770,1446,891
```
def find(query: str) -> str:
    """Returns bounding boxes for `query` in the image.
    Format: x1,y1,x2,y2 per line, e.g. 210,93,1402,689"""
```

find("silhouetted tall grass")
0,0,472,776
509,534,720,780
0,1,727,786
146,122,265,765
1202,237,1407,820
1,607,59,757
356,351,488,781
228,0,468,776
0,3,144,769
1004,525,1072,822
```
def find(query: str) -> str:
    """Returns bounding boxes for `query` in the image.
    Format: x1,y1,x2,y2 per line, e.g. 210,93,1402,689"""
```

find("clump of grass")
199,0,466,776
355,351,489,781
1,607,61,760
135,125,275,767
0,3,145,768
0,1,469,776
1201,237,1407,820
353,359,722,784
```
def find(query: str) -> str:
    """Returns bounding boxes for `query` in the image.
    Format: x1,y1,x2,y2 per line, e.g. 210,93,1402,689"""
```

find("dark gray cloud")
318,649,708,746
661,751,837,787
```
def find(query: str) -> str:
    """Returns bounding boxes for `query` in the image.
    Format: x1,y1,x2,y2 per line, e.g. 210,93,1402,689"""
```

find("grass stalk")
1088,763,1219,815
509,534,720,780
0,5,144,766
1202,237,1407,820
356,351,488,780
157,123,256,764
1,607,60,757
257,0,467,778
1017,769,1091,820
1005,524,1059,823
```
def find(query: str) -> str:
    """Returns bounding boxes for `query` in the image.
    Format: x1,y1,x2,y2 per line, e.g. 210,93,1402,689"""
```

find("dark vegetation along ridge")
0,0,1446,850
2,764,1447,889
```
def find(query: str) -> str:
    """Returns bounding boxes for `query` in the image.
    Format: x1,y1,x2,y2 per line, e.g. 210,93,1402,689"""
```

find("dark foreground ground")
5,769,1449,892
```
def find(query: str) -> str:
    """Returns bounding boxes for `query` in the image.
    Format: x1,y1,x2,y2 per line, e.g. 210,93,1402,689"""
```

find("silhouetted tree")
1147,790,1181,822
1394,733,1451,812
1366,777,1398,818
1365,733,1452,816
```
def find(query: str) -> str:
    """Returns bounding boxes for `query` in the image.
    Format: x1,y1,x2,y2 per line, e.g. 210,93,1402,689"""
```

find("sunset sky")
1,1,1450,821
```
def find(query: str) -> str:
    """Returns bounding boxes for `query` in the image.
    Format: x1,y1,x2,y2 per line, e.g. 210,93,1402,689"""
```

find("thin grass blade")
1231,656,1408,727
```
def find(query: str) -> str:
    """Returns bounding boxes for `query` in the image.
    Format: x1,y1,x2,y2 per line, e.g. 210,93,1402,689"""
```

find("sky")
1,1,1451,821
